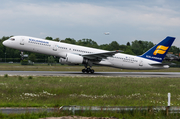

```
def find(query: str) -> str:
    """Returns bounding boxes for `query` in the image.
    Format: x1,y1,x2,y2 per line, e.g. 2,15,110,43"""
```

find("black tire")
82,69,86,73
90,69,94,74
86,68,90,73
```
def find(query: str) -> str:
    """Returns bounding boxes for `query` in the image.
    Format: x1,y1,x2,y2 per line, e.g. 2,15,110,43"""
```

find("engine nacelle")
59,53,84,65
67,53,84,64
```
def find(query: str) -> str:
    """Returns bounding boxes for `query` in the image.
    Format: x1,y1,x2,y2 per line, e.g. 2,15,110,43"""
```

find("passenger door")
139,60,143,66
20,38,24,45
52,44,57,51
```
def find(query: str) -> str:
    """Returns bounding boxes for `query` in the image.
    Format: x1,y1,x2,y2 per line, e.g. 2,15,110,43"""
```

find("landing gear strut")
20,51,24,60
82,62,95,74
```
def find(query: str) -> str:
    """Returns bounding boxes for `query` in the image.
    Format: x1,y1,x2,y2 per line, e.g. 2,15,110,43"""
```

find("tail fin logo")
153,45,169,55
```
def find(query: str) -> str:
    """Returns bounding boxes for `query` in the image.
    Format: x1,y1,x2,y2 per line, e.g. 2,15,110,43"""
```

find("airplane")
104,32,110,35
3,36,175,73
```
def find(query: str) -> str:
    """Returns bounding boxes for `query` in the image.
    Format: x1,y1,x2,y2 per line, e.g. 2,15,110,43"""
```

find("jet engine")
59,53,84,65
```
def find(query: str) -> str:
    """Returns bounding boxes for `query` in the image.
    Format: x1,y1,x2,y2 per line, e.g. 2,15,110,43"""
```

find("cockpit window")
10,38,15,41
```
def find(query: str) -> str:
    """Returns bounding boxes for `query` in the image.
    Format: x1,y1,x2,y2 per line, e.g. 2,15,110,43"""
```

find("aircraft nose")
2,40,8,46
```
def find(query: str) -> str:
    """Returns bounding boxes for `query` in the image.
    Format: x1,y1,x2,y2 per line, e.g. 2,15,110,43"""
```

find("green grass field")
0,76,180,107
0,64,180,118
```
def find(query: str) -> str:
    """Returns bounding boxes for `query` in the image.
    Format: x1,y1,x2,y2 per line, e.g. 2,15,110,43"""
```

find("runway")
1,106,180,114
0,71,180,77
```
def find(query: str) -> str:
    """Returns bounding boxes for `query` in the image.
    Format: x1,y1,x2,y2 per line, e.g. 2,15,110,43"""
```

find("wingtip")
116,50,123,53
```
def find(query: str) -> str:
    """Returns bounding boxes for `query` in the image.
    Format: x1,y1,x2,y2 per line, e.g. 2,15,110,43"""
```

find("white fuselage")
3,36,169,70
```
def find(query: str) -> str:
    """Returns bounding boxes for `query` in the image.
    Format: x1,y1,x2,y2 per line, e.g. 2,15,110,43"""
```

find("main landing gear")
82,62,95,74
82,68,94,74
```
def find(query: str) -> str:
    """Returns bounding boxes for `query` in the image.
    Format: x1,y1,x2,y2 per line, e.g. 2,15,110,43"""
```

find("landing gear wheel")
90,69,94,74
86,68,90,73
81,68,95,74
82,69,86,73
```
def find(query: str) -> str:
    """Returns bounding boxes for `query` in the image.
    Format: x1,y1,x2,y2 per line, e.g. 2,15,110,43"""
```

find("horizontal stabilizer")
149,63,175,66
149,63,169,66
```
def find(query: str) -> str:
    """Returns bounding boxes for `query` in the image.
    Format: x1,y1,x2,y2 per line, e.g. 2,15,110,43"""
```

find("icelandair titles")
146,55,162,61
28,39,51,46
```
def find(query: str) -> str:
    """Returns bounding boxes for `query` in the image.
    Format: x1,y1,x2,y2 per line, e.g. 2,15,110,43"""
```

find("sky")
0,0,180,47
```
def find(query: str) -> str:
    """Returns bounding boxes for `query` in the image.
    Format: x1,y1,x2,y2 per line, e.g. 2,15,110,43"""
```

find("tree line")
0,36,179,63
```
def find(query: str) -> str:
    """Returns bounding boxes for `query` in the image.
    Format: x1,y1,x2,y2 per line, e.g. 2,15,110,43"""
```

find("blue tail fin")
140,36,175,62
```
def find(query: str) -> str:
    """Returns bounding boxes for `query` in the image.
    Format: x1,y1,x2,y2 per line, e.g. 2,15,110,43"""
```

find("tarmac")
0,71,180,77
0,106,180,114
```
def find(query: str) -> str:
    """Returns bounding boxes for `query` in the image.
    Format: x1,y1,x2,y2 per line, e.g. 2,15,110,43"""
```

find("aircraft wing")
81,50,123,60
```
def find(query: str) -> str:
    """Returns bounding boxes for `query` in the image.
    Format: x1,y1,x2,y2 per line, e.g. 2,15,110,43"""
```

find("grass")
0,63,180,118
0,63,180,72
1,72,180,118
0,76,180,107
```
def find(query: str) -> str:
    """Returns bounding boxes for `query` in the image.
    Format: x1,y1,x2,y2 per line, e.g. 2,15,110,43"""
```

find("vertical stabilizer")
140,36,175,62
